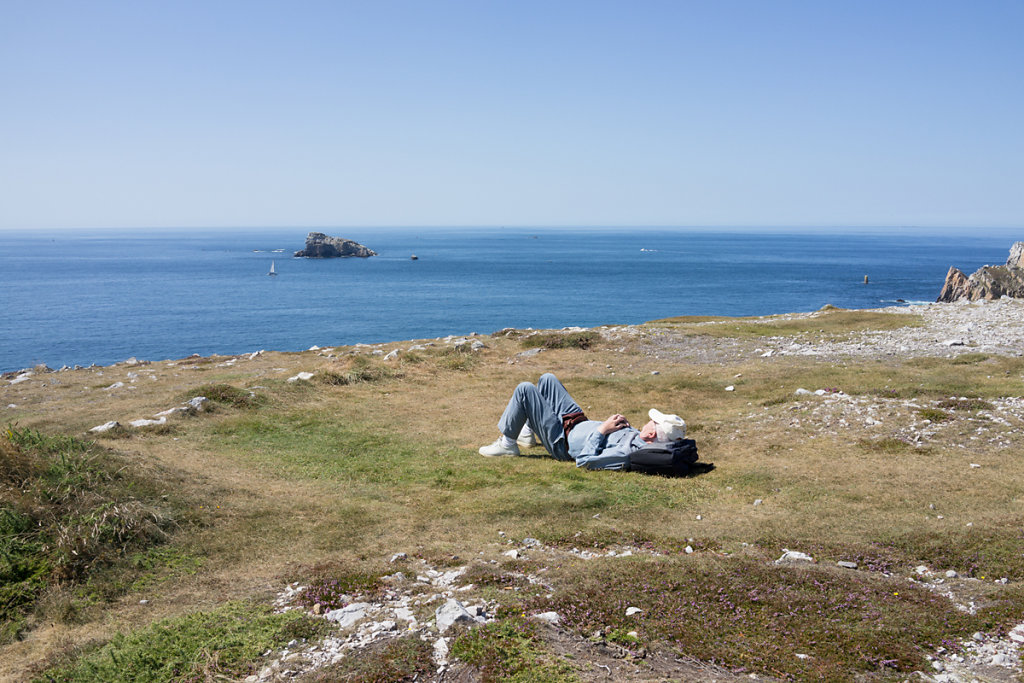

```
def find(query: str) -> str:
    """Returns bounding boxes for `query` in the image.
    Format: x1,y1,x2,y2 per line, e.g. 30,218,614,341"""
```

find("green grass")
1,427,183,643
37,602,327,683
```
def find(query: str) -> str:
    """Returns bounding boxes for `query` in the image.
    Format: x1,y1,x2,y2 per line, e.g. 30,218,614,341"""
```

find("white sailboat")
268,261,277,276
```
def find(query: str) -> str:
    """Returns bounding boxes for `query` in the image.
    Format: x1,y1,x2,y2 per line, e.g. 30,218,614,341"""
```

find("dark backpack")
628,438,699,476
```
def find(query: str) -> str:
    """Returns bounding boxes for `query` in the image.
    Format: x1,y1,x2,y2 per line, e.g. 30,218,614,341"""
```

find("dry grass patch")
646,308,924,339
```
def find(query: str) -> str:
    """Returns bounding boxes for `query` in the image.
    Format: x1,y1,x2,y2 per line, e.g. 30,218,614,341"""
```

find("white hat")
648,408,686,441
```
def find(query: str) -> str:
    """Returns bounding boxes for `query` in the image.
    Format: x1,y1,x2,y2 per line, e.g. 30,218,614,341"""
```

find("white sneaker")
517,427,539,448
479,439,520,457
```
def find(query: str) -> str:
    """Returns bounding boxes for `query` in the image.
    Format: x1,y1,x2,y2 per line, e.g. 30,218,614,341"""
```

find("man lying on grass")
479,372,686,470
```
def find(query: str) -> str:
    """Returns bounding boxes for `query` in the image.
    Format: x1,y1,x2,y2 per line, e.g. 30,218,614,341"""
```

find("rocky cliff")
294,232,377,258
937,241,1024,302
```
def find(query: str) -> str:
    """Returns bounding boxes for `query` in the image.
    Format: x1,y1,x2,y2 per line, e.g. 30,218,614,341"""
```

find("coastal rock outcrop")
937,242,1024,302
294,232,377,258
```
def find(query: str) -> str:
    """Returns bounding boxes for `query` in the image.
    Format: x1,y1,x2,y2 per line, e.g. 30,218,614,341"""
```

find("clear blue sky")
2,0,1022,230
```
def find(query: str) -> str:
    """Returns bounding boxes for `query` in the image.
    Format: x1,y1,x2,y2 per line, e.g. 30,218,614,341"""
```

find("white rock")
154,406,188,417
390,552,407,563
533,611,561,624
969,463,980,468
725,385,735,392
625,607,643,616
187,396,208,410
433,637,449,664
470,340,485,351
945,570,958,578
775,550,814,564
89,421,121,433
794,388,813,395
129,417,167,428
684,545,694,554
503,549,521,559
103,382,125,390
990,653,1013,667
435,599,474,633
383,349,399,361
325,602,371,628
287,372,315,382
814,389,827,396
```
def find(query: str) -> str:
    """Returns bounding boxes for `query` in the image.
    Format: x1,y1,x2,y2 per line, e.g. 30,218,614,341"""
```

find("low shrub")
450,616,579,682
301,635,434,682
521,331,600,350
191,383,264,408
937,397,994,412
917,408,953,422
527,555,1004,679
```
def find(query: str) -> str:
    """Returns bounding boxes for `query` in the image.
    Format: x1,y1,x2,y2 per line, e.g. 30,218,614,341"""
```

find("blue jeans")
497,373,580,461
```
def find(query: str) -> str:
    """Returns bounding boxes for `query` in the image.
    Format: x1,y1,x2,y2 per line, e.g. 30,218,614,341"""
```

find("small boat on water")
410,254,418,260
268,261,277,276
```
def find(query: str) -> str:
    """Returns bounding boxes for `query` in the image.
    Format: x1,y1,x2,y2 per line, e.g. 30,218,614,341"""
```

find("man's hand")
598,413,630,435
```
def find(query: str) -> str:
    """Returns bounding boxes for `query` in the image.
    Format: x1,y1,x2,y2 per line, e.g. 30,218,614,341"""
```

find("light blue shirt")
568,421,649,470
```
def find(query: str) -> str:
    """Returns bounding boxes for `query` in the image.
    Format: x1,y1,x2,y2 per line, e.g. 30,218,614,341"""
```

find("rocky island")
938,241,1024,302
294,232,377,258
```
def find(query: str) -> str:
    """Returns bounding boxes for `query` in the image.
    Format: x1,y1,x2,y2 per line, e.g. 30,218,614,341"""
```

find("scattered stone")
753,499,763,507
103,382,125,390
533,611,561,625
325,602,371,628
503,549,521,559
287,372,315,382
129,417,167,428
725,385,735,392
625,607,643,616
390,552,407,563
775,550,814,564
795,388,813,395
837,561,858,569
89,421,121,433
435,599,475,633
383,349,399,361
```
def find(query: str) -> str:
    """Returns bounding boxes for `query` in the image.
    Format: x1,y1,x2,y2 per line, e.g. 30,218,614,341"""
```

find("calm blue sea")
1,227,1019,372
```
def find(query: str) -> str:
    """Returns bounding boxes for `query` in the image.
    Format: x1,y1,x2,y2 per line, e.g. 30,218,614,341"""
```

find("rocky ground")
608,298,1024,365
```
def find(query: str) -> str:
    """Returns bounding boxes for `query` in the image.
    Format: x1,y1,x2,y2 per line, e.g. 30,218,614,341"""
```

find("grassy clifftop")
3,307,1024,681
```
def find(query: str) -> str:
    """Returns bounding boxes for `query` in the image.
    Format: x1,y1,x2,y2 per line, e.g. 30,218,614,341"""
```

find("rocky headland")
937,241,1024,302
293,232,377,258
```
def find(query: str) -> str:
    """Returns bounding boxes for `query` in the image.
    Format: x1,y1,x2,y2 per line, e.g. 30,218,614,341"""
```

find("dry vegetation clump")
317,355,399,385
